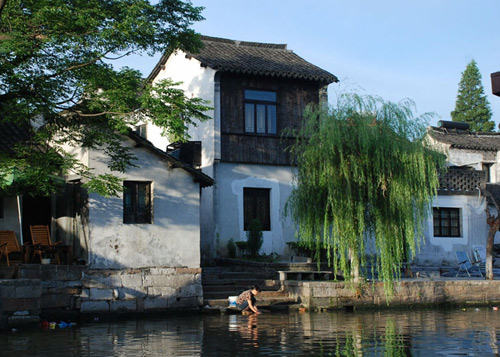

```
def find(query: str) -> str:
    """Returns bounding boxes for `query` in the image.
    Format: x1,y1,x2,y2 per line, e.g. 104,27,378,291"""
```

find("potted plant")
41,253,51,264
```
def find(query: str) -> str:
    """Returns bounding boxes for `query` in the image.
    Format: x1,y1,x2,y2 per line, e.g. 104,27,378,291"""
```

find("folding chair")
456,251,483,277
0,230,22,266
30,225,61,264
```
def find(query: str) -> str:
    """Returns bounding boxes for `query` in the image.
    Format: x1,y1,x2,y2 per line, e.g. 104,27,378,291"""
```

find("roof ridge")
200,35,288,50
430,126,500,136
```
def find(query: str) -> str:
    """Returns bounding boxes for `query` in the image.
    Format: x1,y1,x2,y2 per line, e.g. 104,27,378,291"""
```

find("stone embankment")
285,278,500,310
0,264,202,329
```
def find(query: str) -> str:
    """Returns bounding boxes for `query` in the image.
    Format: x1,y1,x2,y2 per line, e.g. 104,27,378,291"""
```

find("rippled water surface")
2,308,500,356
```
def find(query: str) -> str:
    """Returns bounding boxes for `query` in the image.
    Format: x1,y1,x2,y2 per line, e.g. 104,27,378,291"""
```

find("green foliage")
285,93,446,295
451,59,494,132
227,238,236,259
246,218,263,258
235,241,247,254
0,0,211,197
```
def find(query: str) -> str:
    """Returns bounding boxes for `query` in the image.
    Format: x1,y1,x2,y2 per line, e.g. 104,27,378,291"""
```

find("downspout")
213,72,221,260
17,195,23,244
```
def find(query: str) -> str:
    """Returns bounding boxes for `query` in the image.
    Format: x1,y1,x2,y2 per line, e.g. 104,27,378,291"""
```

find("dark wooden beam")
491,72,500,97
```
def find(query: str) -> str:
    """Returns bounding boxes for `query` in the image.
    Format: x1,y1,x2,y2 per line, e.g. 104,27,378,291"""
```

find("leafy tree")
451,59,494,132
0,0,211,197
285,94,445,294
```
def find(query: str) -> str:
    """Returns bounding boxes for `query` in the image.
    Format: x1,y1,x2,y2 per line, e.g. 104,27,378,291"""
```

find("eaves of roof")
128,132,214,188
428,126,500,152
148,35,338,85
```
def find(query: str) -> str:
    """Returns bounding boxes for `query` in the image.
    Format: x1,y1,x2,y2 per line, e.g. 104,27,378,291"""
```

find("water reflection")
2,308,500,356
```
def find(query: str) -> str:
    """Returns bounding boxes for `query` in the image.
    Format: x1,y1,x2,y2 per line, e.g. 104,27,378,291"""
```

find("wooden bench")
277,270,333,282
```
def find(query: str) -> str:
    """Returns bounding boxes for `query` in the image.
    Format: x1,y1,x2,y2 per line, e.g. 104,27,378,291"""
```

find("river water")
1,308,499,356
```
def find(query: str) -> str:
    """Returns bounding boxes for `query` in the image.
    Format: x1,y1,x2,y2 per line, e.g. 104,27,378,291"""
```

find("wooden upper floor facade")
148,36,338,167
219,73,326,165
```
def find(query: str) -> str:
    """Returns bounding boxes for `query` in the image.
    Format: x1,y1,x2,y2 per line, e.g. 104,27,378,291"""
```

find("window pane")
267,105,277,134
123,181,151,224
256,105,266,133
245,103,254,132
244,90,276,102
137,184,147,213
433,207,460,237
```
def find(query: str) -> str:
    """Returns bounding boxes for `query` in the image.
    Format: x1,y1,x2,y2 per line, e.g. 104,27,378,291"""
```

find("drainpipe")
17,195,23,244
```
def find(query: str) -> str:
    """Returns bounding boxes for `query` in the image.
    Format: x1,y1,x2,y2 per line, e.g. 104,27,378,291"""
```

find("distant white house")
418,121,500,266
145,36,338,263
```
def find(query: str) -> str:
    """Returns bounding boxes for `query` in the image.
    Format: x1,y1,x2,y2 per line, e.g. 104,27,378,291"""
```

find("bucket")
228,296,237,307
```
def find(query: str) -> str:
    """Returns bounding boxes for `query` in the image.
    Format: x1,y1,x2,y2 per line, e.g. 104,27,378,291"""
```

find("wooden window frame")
244,89,278,135
433,207,461,237
123,181,152,224
483,162,493,183
243,187,271,231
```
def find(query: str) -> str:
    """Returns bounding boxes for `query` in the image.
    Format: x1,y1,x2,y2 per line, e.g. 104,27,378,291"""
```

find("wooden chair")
0,230,22,266
30,225,61,264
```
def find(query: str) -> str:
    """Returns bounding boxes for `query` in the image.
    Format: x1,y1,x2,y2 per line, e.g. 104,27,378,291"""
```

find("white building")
419,121,500,266
145,36,338,262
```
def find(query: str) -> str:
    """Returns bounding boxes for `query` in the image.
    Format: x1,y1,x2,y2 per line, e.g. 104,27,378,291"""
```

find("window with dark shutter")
123,181,152,224
433,207,460,237
243,187,270,231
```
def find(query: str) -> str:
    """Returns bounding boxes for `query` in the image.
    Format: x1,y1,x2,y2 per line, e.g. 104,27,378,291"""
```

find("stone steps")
204,288,286,300
201,266,293,306
202,272,272,280
204,295,297,308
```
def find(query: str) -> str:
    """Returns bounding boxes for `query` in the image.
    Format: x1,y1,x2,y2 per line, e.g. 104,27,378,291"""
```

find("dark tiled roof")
128,132,214,188
429,126,500,151
149,36,338,84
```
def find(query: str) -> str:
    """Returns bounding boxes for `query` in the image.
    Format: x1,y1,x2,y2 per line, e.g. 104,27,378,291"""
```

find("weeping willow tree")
285,94,446,293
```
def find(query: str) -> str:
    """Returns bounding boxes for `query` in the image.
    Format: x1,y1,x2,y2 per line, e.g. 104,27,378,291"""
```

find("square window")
244,90,277,135
433,207,460,237
123,181,152,224
243,188,270,231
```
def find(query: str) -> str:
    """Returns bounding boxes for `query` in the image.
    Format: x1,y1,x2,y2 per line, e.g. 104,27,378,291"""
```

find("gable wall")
149,51,217,169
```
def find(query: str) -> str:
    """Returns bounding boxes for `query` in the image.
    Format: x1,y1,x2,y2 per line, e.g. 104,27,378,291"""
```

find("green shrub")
246,218,263,258
227,238,236,258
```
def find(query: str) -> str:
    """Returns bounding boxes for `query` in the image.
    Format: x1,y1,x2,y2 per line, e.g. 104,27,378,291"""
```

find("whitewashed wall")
87,137,201,269
214,162,296,256
0,197,22,240
148,51,217,263
416,193,489,266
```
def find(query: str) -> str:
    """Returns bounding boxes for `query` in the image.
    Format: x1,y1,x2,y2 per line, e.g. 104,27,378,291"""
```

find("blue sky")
119,0,500,128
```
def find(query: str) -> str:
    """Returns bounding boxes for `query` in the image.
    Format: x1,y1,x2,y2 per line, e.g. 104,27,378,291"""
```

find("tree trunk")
485,209,500,280
349,247,361,282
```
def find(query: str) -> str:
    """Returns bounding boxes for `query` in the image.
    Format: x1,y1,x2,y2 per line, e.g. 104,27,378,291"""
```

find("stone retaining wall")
0,265,202,328
0,279,41,328
285,279,500,309
80,267,202,314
